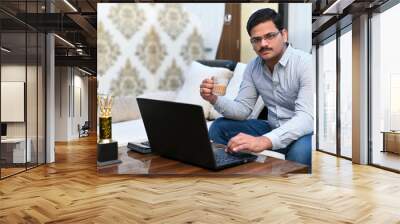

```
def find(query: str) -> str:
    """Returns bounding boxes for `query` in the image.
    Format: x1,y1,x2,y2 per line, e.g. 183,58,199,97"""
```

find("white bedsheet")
112,119,147,146
112,119,213,146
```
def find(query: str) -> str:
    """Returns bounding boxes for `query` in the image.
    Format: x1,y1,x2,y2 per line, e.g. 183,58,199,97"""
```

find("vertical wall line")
367,11,373,165
336,27,341,157
316,45,320,151
25,0,28,171
36,0,39,167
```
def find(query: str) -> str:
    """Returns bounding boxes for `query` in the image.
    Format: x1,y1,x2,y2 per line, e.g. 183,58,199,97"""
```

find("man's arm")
263,57,314,150
212,61,259,120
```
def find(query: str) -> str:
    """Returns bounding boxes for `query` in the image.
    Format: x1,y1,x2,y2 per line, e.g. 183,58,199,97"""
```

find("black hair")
246,8,284,36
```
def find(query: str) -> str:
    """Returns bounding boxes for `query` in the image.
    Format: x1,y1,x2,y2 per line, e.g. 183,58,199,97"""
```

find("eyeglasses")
250,31,281,45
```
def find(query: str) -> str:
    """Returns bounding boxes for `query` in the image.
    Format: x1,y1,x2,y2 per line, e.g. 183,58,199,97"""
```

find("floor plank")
372,150,400,171
1,136,400,223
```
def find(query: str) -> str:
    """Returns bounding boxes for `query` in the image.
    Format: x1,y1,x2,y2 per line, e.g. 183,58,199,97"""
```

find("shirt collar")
278,43,292,67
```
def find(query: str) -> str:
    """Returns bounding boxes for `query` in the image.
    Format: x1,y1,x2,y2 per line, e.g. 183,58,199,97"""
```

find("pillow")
208,63,265,120
111,95,140,123
175,61,233,119
112,91,178,123
225,62,247,99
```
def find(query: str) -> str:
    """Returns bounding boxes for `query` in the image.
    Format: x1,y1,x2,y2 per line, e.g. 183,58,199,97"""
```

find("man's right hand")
200,78,217,105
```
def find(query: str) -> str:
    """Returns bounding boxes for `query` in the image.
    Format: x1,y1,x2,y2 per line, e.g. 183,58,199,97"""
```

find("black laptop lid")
136,98,215,169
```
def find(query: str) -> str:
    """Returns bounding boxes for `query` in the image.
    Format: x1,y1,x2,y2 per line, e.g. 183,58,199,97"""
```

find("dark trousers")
209,118,312,172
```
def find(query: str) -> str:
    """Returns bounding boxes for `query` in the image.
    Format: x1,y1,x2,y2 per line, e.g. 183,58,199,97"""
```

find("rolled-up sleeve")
264,57,314,150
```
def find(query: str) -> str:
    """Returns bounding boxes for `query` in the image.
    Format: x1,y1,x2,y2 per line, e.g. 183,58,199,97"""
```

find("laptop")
136,98,257,170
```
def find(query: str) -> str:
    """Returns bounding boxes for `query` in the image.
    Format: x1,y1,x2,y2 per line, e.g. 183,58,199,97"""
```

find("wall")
97,3,225,96
73,73,89,137
46,4,56,164
1,63,46,166
312,46,317,151
55,67,89,141
288,4,312,54
1,65,38,138
352,14,369,164
88,77,97,133
55,67,69,141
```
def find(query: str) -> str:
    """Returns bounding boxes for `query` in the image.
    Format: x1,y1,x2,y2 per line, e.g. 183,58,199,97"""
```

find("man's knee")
209,118,230,143
209,118,271,145
209,117,225,132
285,134,312,169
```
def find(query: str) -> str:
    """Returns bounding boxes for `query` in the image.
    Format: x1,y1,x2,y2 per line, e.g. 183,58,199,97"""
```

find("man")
200,8,314,168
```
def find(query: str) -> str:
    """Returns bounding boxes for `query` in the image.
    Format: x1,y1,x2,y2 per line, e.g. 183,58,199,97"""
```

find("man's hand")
226,133,272,153
200,77,217,105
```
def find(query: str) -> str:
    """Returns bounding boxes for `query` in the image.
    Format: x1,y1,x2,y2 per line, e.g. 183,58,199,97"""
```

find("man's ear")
281,29,288,43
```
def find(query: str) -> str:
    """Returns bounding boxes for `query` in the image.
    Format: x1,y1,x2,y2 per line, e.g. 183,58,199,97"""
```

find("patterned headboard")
97,3,225,97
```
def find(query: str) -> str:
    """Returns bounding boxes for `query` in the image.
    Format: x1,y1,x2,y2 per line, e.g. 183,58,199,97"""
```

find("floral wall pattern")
109,60,146,96
159,5,189,40
159,59,184,90
97,22,120,77
109,4,146,39
97,3,225,96
135,27,167,74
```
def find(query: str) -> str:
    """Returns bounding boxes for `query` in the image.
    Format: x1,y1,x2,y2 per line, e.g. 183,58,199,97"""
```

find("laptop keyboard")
128,140,256,166
212,144,257,166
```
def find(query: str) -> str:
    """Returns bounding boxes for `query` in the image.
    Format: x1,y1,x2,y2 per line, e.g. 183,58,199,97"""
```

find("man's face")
249,21,288,62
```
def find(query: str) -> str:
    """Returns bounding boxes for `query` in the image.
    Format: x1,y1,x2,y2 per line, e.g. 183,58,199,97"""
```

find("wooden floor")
1,163,45,178
1,136,400,223
372,150,400,171
1,167,26,178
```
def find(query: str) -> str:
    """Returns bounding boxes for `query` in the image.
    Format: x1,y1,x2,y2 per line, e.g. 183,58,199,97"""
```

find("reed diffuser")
97,94,120,166
98,94,113,142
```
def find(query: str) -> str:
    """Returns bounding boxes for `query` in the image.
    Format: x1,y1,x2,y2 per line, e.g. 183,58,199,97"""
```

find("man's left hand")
226,133,272,153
